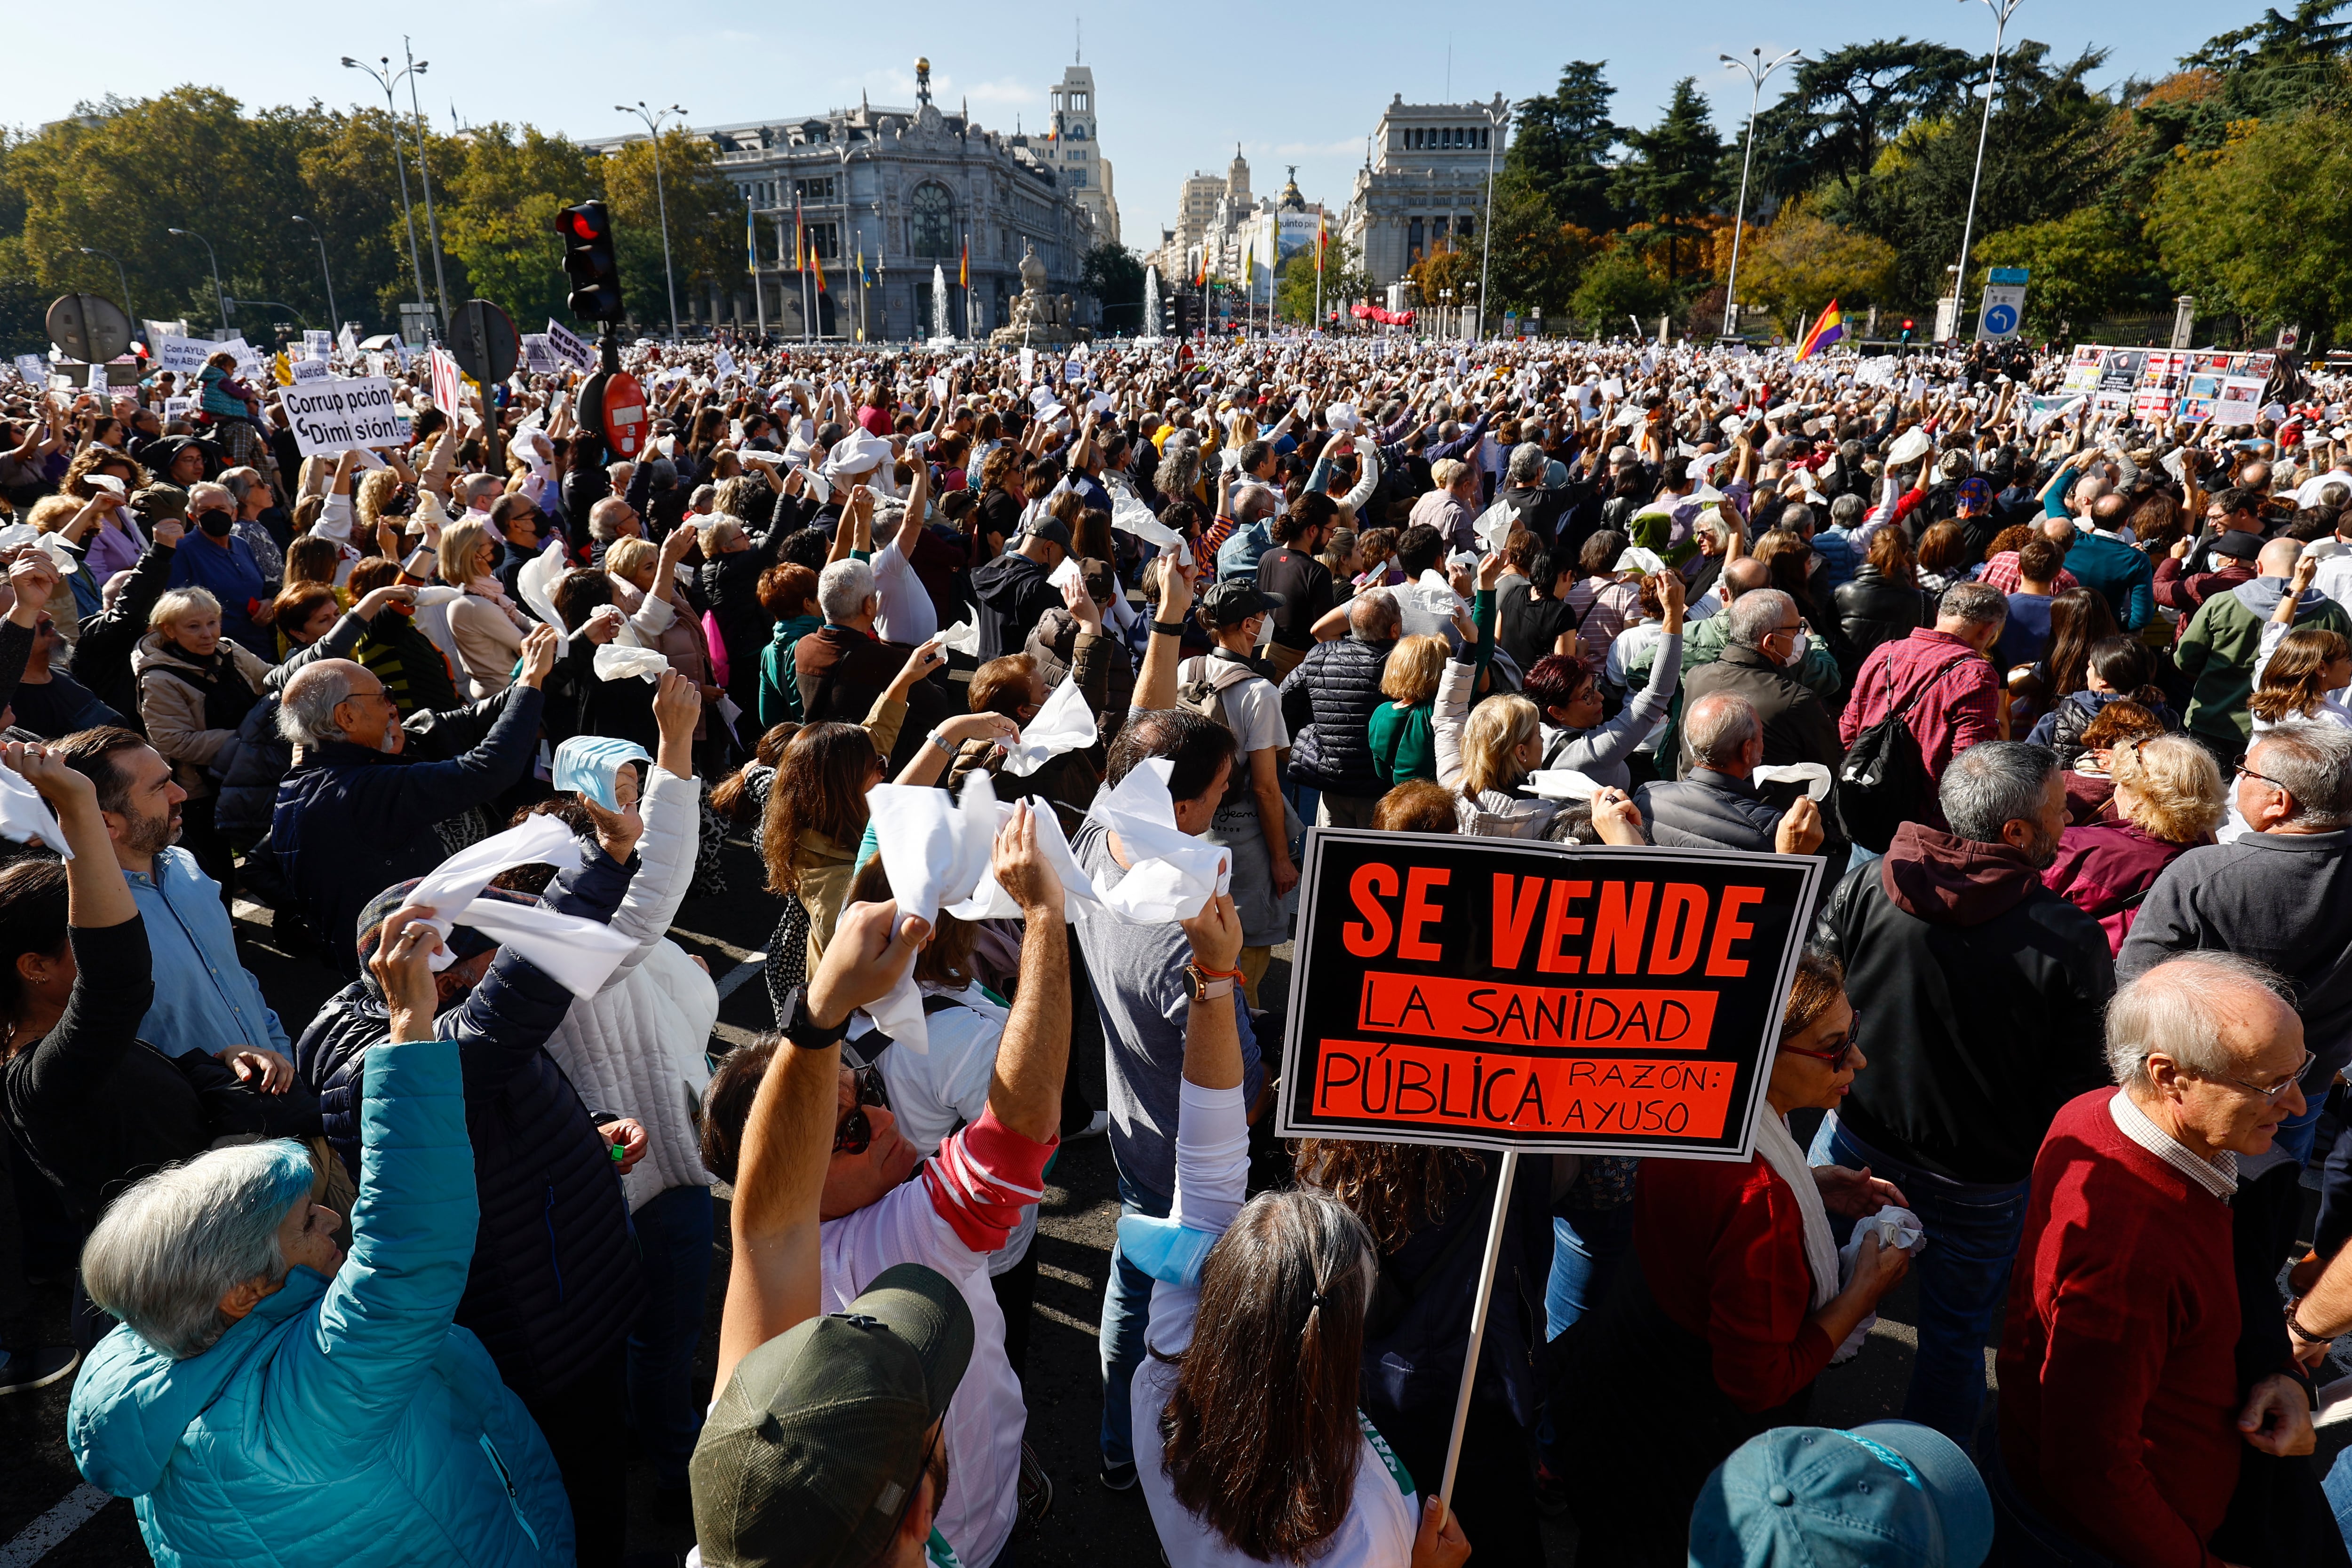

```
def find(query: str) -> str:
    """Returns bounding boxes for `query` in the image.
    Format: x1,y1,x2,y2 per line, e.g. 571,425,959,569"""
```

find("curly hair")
2109,734,2225,845
1293,1139,1486,1253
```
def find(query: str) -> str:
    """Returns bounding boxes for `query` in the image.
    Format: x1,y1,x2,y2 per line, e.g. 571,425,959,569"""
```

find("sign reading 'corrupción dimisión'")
280,375,407,457
1275,830,1823,1161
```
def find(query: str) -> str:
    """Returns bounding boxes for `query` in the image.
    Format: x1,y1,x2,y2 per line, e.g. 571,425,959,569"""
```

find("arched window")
910,182,955,259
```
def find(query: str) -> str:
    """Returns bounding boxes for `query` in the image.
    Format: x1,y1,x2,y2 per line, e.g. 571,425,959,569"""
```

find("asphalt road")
8,818,2349,1566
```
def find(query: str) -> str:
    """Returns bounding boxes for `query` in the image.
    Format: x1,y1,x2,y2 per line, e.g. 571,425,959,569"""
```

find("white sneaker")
1064,1110,1112,1142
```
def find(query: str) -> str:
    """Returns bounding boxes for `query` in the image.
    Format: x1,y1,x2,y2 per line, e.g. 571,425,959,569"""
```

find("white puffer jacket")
539,765,720,1210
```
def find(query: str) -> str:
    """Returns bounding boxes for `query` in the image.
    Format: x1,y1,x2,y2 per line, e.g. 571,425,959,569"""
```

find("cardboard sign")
1274,831,1823,1160
280,375,406,456
12,355,44,387
545,318,596,373
522,334,562,375
2215,377,2268,427
289,355,333,385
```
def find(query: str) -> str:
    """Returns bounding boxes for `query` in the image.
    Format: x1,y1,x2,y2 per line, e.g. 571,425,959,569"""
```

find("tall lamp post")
400,40,451,325
166,227,227,333
77,247,135,327
342,54,430,325
1719,46,1803,339
1950,0,2024,342
1476,97,1509,342
619,102,689,342
290,215,339,338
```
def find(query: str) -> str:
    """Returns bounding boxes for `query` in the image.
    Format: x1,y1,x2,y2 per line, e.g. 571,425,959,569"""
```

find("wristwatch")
776,985,851,1049
1183,962,1238,1003
927,728,957,756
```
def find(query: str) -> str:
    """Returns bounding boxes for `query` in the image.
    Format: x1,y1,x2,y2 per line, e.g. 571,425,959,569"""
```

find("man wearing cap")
969,513,1068,662
296,794,649,1564
698,810,1073,1568
1996,953,2323,1568
1182,579,1295,1003
2177,536,2352,764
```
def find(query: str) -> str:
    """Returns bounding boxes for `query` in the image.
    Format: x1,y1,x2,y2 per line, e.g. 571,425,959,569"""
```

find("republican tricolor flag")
1796,300,1845,362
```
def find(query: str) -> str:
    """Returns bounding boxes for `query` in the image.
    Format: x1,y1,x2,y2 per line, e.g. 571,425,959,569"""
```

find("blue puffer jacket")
69,1034,574,1568
296,840,643,1403
273,683,544,974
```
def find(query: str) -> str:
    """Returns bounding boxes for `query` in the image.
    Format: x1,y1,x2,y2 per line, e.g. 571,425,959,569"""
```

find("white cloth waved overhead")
0,764,69,859
1086,758,1231,922
404,812,638,998
1000,673,1097,777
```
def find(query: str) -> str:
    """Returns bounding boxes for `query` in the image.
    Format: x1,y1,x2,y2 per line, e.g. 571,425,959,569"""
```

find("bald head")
1350,588,1402,642
1686,691,1762,774
1720,558,1769,599
278,659,368,745
2106,951,2306,1157
2259,537,2304,578
2039,517,2074,547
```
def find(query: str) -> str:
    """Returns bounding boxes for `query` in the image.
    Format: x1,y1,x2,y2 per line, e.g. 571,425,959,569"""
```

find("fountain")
928,265,954,347
1140,265,1162,342
987,241,1085,347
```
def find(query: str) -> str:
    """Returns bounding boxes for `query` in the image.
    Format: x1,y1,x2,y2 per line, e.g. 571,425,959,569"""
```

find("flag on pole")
814,234,826,293
960,236,969,291
794,198,806,276
1241,233,1252,292
1796,300,1845,362
1317,212,1327,272
1194,249,1207,289
747,203,758,275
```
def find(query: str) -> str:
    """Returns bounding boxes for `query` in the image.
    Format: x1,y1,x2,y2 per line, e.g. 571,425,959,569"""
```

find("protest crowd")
12,314,2352,1568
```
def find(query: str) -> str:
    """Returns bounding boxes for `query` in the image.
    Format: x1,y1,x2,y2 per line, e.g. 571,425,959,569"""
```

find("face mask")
196,509,235,539
1781,631,1811,667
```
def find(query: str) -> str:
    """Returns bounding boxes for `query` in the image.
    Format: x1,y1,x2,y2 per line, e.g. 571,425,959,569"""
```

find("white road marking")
712,951,768,1002
0,1485,112,1568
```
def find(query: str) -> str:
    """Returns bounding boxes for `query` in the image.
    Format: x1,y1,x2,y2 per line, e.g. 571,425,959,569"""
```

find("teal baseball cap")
1689,1422,1993,1568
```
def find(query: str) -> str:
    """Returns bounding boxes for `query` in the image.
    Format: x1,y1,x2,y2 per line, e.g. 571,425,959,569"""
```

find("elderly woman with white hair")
68,907,574,1566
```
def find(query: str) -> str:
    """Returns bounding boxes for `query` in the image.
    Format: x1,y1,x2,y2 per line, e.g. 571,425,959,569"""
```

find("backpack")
1178,651,1263,811
1835,653,1974,853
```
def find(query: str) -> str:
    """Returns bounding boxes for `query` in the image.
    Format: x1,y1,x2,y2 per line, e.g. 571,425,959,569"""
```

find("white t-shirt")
1133,1081,1418,1568
857,984,1037,1276
872,530,941,647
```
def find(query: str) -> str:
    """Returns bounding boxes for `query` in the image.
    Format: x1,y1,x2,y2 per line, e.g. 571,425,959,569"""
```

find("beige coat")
445,584,530,699
133,632,273,800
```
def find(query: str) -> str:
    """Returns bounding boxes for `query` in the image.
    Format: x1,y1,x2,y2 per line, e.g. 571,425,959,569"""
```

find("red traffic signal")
1902,319,1915,330
556,200,622,324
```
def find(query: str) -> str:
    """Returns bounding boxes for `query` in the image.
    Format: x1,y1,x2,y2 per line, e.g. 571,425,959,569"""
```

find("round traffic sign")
1982,303,2018,338
46,293,133,364
601,370,648,457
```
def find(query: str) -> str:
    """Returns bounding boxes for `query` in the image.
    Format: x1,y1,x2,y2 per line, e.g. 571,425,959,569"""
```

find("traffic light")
1900,318,1915,345
557,200,621,323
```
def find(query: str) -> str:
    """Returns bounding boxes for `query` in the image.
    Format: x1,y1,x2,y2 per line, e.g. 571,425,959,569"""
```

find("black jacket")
1281,634,1395,797
697,505,799,705
1831,565,1935,675
1812,823,2114,1183
297,844,641,1401
272,685,545,973
969,549,1060,662
70,540,181,732
1678,644,1844,777
1634,768,1785,854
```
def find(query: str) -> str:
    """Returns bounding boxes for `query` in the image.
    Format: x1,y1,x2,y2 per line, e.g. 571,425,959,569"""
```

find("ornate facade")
1340,94,1509,290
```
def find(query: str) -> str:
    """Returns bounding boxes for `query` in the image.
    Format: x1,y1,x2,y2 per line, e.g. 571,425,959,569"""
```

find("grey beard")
377,728,400,753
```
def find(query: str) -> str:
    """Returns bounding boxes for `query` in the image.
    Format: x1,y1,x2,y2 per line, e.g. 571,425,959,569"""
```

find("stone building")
1340,94,1510,290
1032,63,1119,245
585,58,1097,340
1151,152,1326,314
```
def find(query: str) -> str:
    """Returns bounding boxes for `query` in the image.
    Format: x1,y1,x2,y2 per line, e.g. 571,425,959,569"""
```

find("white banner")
11,355,44,387
144,319,189,346
289,356,334,385
155,336,211,378
713,346,739,382
522,334,561,374
545,318,596,373
280,376,407,456
429,348,462,415
2214,376,2268,427
302,330,333,361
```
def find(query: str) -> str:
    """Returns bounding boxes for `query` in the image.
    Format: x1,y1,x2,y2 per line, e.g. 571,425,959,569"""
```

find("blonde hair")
1461,693,1540,796
1380,634,1449,705
1429,458,1469,493
149,586,221,632
605,535,658,584
26,495,81,533
437,517,493,586
2110,734,2225,846
356,467,403,536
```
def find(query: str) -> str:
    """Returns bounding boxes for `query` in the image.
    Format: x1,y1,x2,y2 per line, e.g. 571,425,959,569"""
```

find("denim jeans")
1544,1206,1634,1340
1809,1114,2027,1450
1099,1168,1171,1471
626,1183,714,1489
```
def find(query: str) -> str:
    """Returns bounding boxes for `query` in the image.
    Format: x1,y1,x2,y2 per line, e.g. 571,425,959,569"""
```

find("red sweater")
1996,1089,2240,1568
1838,629,2001,826
1635,1152,1835,1414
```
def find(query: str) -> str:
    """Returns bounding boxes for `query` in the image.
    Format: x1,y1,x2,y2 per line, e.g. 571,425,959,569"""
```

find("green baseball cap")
690,1263,973,1568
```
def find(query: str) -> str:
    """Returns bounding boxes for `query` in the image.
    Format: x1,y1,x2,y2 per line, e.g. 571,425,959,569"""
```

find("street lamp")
77,247,135,326
619,102,690,342
342,53,430,324
1477,98,1509,343
290,215,339,340
166,228,227,333
226,300,312,333
1720,46,1803,339
1951,0,2025,343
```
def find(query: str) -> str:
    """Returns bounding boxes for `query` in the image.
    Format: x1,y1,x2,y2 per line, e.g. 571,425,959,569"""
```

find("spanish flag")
960,236,969,291
1317,211,1327,272
747,203,758,276
1796,300,1845,362
1194,250,1207,289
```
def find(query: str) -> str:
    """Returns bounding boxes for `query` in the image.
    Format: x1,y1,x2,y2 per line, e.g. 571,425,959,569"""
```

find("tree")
1616,79,1725,286
601,129,739,327
1081,241,1146,333
1732,199,1900,333
1972,206,2163,335
295,108,439,333
1507,62,1622,231
1484,172,1600,317
1273,233,1369,326
437,125,599,328
1569,243,1670,336
1748,39,1975,229
2147,106,2352,348
1408,247,1478,316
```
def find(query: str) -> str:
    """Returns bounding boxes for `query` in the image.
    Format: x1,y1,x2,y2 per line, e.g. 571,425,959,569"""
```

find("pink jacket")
1839,628,2000,826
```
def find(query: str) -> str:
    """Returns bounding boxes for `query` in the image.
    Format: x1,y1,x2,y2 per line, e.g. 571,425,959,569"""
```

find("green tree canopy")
1506,62,1622,232
1616,79,1725,285
2147,105,2352,348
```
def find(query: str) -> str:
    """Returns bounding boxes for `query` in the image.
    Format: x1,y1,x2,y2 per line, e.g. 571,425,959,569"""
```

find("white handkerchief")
1001,673,1096,776
1527,768,1606,802
867,773,1002,929
1109,490,1183,554
940,618,981,657
516,535,573,647
1752,762,1833,801
407,814,584,962
945,799,1103,921
1088,758,1230,923
594,644,669,683
1048,554,1082,589
0,766,69,858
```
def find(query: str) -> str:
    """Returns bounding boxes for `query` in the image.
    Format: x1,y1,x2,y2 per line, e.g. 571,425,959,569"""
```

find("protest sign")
12,355,44,387
429,348,462,415
2214,376,2268,426
302,330,332,361
289,355,333,385
522,334,561,375
279,376,406,457
1275,829,1823,1160
154,335,211,378
545,318,596,373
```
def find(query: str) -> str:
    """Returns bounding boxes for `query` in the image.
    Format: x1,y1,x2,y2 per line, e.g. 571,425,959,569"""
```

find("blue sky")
17,0,2245,244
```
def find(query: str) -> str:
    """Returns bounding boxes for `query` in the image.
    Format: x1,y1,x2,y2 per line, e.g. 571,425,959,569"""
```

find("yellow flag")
272,352,292,386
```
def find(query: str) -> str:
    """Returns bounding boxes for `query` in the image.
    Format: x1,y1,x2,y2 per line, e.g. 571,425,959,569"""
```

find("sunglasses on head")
833,1062,892,1154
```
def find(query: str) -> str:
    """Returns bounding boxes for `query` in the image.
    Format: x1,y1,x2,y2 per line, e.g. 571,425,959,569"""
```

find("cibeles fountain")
989,240,1086,346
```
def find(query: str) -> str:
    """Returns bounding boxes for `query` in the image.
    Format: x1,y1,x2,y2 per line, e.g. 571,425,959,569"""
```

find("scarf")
1752,1105,1839,1311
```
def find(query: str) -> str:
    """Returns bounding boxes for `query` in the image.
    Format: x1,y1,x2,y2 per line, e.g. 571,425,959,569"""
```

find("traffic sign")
1977,274,2028,343
446,299,520,387
47,293,133,364
600,370,648,457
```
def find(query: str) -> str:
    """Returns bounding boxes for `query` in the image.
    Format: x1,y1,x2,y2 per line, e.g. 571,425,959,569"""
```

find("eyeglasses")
1780,1013,1863,1072
2234,763,2286,792
2201,1050,2312,1104
833,1063,892,1154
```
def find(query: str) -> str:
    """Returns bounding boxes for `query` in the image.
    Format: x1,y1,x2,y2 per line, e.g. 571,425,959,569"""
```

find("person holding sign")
1552,951,1916,1567
1132,890,1471,1568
